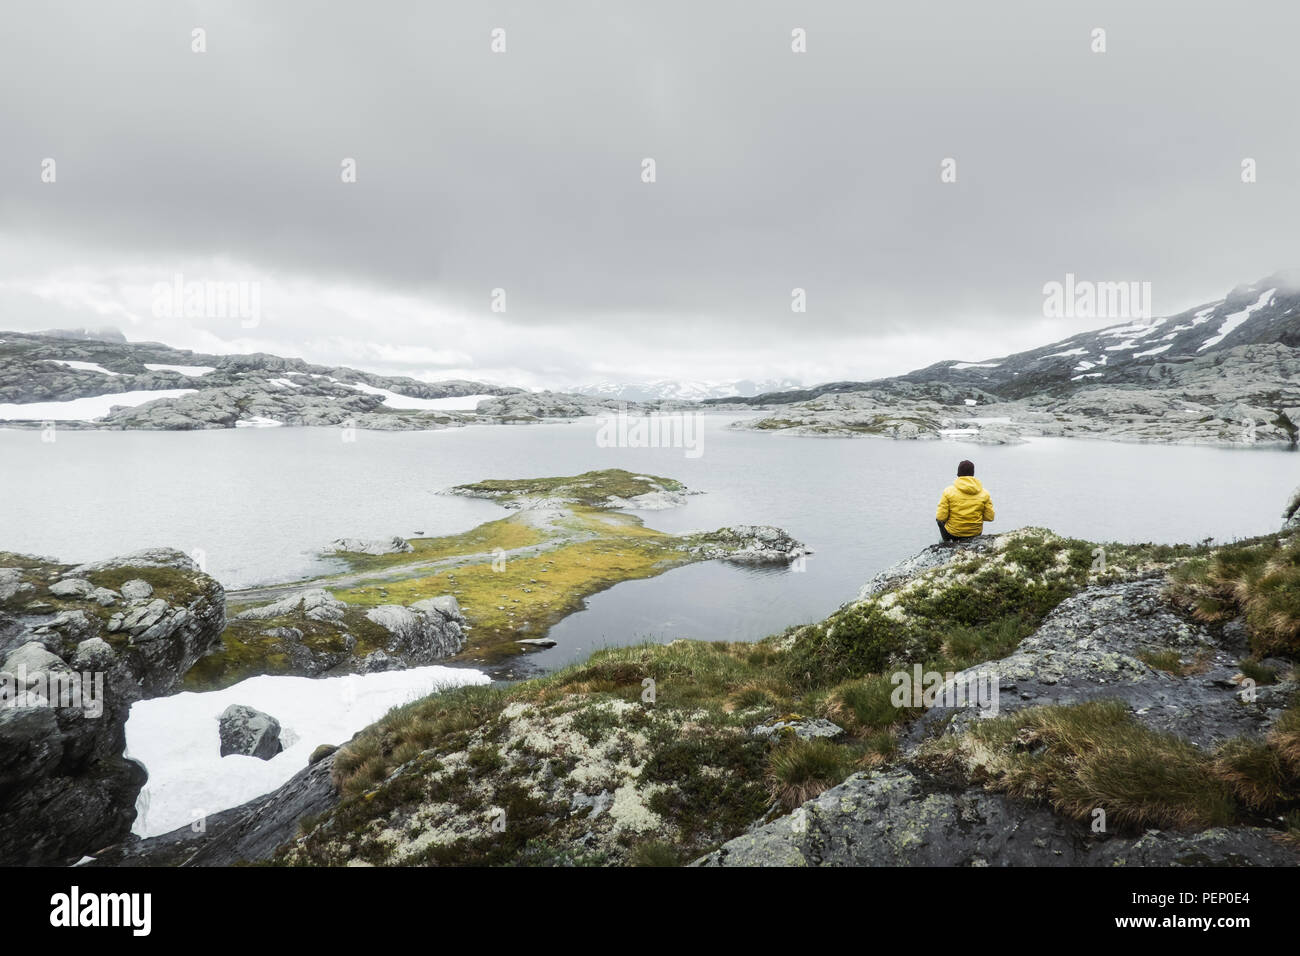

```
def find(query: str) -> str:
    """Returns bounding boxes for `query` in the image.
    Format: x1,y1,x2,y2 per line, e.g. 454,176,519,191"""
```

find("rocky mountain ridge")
0,330,521,430
724,273,1300,446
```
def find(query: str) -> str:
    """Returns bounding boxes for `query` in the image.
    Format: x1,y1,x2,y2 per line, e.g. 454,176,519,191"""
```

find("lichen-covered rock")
218,705,284,761
0,569,23,603
694,769,1299,867
1283,484,1300,531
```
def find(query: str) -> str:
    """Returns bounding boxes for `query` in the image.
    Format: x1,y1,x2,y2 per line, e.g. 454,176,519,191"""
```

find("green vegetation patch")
329,517,550,574
450,468,685,508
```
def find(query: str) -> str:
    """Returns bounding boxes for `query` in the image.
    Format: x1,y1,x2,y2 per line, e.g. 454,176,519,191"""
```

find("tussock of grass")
1238,658,1278,686
333,683,510,798
631,841,682,867
766,737,859,810
819,674,917,735
1269,702,1300,769
1137,649,1188,675
1168,535,1300,656
1212,739,1288,811
921,699,1300,832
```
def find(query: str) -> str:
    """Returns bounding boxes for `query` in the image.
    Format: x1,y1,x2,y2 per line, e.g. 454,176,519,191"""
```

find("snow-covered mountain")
714,271,1300,406
570,378,802,402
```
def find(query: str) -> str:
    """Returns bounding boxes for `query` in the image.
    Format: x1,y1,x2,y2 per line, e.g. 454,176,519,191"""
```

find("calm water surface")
1,418,1294,670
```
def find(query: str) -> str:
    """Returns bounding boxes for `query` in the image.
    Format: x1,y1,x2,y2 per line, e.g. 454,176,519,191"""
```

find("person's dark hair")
957,460,975,477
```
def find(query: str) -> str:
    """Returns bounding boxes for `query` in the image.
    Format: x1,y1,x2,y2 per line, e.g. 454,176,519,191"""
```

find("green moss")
642,733,772,837
85,565,201,605
335,522,704,663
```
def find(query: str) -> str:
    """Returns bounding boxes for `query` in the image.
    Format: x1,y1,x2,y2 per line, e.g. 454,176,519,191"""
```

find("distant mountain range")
714,271,1300,447
570,378,803,402
709,271,1300,407
4,271,1299,445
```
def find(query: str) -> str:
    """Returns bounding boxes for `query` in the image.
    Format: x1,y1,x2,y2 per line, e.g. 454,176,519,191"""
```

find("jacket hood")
953,476,984,495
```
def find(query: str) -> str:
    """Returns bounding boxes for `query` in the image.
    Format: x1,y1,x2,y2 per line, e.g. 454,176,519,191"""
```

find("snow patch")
0,389,197,421
1198,289,1275,351
125,664,491,838
49,360,119,376
1133,343,1172,358
143,363,216,377
348,381,492,410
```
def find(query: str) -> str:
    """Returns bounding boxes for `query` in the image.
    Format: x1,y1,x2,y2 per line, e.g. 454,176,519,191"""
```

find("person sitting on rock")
936,459,994,543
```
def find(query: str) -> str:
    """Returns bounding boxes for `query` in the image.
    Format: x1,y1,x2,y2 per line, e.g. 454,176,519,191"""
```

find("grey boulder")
218,705,283,761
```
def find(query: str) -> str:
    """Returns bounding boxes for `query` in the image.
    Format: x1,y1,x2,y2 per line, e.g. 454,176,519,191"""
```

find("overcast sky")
2,0,1298,389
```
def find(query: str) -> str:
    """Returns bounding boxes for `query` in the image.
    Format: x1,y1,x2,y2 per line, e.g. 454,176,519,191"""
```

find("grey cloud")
1,0,1298,381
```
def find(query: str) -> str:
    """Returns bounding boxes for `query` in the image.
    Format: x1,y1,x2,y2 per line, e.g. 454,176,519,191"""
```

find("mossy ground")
449,469,686,507
335,508,710,663
329,518,548,574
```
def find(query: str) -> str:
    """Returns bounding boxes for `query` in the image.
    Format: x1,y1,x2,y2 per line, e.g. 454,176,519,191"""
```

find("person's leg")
936,519,955,542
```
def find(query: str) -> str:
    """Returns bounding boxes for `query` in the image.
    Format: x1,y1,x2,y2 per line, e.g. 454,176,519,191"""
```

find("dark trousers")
937,519,976,543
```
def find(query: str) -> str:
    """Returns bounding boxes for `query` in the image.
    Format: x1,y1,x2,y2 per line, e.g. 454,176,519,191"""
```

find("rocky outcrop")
1284,485,1300,532
696,539,1300,868
330,536,413,556
906,578,1294,749
233,588,347,625
0,548,225,865
219,705,283,760
695,768,1297,867
693,526,812,565
363,598,467,663
195,588,469,685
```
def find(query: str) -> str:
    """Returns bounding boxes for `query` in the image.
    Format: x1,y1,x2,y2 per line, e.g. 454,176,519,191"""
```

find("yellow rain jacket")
936,476,995,538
